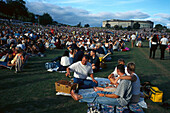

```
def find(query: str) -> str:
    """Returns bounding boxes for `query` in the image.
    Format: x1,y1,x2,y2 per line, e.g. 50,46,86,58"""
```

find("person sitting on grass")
70,64,132,107
66,55,98,89
114,62,141,103
93,59,130,93
7,47,24,67
58,50,71,71
89,50,100,73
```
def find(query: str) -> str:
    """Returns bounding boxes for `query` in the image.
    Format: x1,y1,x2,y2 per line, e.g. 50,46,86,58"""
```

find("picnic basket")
55,80,78,94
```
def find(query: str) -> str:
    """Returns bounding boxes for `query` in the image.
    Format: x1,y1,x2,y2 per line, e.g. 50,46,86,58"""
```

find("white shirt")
60,56,71,66
131,34,136,40
132,73,141,95
16,44,26,50
69,61,93,79
161,38,168,45
112,66,130,83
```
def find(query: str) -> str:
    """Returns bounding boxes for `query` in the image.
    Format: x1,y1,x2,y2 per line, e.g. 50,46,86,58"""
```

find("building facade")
102,19,154,28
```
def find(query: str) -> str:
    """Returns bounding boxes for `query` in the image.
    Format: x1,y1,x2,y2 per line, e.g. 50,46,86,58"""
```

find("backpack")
141,81,163,102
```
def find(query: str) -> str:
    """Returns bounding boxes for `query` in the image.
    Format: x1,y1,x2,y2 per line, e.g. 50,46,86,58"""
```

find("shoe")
53,67,59,72
47,68,53,72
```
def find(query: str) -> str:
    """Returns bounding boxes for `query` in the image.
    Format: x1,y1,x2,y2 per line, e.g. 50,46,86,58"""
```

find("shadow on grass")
0,75,56,90
0,96,86,113
140,74,170,102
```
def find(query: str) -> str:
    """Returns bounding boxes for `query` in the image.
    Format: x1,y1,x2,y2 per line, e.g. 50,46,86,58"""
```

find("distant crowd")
0,23,170,72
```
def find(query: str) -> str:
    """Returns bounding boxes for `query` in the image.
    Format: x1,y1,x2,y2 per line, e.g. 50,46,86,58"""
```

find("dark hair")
83,55,90,60
80,46,85,51
117,64,125,74
63,50,69,57
91,49,96,54
118,58,125,64
152,35,158,42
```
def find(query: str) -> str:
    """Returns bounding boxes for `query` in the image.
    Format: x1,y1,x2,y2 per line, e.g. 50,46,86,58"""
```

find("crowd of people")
0,22,170,72
0,22,169,111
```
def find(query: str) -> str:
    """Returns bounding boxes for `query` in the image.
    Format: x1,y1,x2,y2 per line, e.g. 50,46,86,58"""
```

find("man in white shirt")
160,35,169,60
66,55,98,89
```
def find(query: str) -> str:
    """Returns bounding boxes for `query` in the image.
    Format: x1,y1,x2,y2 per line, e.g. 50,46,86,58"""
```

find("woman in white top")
58,50,71,71
160,35,169,60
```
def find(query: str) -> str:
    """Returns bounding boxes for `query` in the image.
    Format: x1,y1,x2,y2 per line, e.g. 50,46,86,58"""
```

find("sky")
25,0,170,27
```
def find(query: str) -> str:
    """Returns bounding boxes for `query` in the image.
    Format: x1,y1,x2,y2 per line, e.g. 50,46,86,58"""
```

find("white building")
102,19,154,28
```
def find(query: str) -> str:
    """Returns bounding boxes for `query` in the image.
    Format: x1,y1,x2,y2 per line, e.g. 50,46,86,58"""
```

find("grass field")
0,41,170,113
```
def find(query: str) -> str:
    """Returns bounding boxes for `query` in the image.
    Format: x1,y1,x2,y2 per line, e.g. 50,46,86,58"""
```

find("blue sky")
25,0,170,27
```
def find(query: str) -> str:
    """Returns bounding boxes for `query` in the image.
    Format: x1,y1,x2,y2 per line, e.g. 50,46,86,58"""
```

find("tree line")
0,0,54,25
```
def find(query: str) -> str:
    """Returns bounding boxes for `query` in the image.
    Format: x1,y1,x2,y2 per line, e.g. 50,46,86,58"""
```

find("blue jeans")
74,78,98,89
80,91,120,106
0,61,8,67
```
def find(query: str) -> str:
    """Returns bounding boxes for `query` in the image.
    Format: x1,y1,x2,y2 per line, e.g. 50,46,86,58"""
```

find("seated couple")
0,47,25,68
70,61,141,107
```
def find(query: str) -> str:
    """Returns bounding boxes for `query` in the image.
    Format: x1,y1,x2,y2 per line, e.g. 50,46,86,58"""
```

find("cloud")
148,13,170,27
118,0,144,4
154,13,170,21
57,0,92,4
26,1,150,27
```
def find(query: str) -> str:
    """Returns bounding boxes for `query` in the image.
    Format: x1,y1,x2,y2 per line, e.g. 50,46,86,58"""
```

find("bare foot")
93,87,98,92
70,90,79,101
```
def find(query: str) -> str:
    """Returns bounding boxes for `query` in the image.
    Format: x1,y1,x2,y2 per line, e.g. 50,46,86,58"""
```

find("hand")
97,93,104,97
93,79,98,84
108,74,114,79
65,72,70,77
114,77,120,85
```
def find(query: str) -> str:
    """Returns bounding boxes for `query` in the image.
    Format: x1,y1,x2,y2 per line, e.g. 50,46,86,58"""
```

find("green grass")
0,41,170,113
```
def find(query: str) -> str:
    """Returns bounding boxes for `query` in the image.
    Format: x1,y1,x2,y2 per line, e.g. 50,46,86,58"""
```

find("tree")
39,13,53,25
84,24,90,27
27,12,35,23
114,25,119,30
127,26,131,31
105,23,111,28
154,24,166,30
77,22,82,27
133,22,140,29
0,1,7,15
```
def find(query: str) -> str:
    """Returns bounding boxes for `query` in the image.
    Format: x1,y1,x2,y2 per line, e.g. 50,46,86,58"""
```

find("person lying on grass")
71,64,132,107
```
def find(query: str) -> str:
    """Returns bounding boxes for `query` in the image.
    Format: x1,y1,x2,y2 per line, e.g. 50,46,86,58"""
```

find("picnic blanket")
56,77,147,112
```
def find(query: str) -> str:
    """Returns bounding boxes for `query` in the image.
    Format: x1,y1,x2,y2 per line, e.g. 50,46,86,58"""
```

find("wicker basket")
55,80,78,94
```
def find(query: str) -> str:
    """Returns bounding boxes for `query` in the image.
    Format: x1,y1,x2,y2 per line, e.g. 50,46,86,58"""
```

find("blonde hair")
127,62,135,72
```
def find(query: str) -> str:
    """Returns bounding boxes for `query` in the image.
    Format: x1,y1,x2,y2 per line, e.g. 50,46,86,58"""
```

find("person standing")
160,35,169,60
150,35,158,59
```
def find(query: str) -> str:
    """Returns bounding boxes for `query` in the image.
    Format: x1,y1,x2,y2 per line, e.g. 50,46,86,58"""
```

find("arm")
108,73,114,79
117,75,137,82
97,93,120,98
90,73,98,84
65,67,71,77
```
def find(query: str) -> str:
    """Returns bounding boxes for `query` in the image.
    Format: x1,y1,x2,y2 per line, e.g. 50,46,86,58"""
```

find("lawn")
0,41,170,113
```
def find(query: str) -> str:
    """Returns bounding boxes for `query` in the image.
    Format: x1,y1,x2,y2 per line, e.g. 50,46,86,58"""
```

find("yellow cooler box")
149,86,163,102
